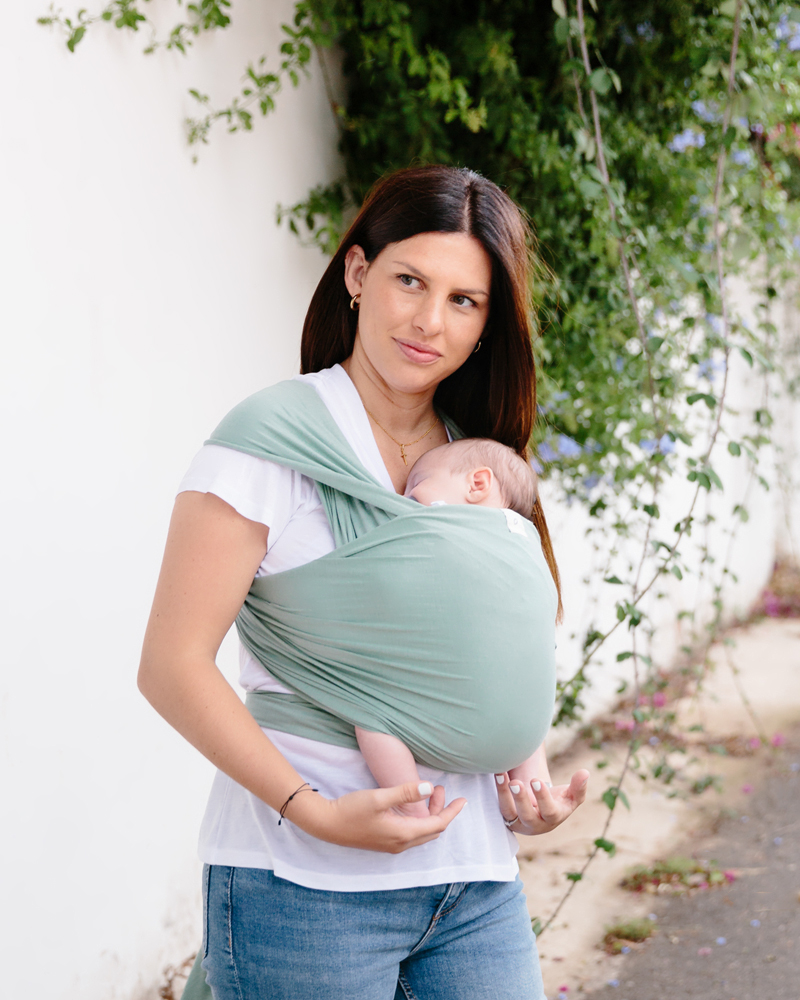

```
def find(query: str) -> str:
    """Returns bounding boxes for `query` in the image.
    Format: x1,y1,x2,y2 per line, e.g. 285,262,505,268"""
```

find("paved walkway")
587,727,800,1000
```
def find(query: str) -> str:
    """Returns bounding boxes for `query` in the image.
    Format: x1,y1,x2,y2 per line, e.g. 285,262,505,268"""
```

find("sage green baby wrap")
207,378,557,775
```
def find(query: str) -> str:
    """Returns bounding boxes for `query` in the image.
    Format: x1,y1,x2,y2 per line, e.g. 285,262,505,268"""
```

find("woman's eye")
399,274,419,287
452,294,476,308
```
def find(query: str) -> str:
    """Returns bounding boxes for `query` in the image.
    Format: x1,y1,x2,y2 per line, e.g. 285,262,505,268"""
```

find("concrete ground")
586,728,800,1000
524,617,800,997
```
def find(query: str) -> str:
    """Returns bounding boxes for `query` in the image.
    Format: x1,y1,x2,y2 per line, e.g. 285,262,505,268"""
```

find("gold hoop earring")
472,340,482,354
349,293,361,311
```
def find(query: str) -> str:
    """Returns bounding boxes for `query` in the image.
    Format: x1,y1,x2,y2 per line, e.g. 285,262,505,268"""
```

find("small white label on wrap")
503,509,527,535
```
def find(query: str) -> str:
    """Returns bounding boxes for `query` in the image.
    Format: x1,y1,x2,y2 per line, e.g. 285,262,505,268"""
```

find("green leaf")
551,0,567,17
531,917,543,936
602,788,619,810
579,178,603,200
594,837,617,857
686,392,716,410
566,871,583,882
554,17,570,44
643,503,659,518
670,565,683,580
67,25,86,52
738,347,754,367
604,575,623,585
588,68,611,95
616,651,633,661
728,441,741,456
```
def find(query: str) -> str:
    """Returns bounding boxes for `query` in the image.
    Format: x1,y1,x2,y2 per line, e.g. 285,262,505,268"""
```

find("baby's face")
404,449,470,506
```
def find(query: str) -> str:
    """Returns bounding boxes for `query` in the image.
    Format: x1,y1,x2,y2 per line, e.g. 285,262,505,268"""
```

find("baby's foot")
392,800,431,819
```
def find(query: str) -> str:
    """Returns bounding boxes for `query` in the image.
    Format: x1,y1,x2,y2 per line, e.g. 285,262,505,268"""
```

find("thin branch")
574,0,659,428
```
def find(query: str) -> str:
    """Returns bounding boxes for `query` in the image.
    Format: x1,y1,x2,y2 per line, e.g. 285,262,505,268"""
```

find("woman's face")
343,232,491,396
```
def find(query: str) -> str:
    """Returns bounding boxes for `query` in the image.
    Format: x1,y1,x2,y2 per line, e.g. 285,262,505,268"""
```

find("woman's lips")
395,339,442,364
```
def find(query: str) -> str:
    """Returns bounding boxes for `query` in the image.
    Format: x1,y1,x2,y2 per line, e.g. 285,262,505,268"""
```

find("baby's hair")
443,438,538,517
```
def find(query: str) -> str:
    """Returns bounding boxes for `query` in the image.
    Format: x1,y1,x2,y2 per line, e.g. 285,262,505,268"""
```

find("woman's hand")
494,770,589,837
288,781,467,853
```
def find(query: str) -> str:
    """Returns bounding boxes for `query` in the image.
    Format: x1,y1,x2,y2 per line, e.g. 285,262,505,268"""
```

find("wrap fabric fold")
206,379,557,775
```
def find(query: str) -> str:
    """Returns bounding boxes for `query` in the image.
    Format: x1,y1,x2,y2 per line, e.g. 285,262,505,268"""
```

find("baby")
355,437,539,817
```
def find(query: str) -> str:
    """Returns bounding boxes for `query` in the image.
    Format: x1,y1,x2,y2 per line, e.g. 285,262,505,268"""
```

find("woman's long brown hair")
301,165,562,616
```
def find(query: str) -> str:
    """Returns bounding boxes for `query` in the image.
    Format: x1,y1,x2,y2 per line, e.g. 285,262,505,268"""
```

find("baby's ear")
466,467,494,503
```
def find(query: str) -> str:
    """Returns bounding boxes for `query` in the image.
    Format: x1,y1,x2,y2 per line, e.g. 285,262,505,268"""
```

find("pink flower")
558,987,569,993
748,737,761,749
615,719,635,731
638,695,649,706
723,869,737,883
698,947,712,956
652,691,667,708
742,784,753,794
763,590,781,617
771,732,786,747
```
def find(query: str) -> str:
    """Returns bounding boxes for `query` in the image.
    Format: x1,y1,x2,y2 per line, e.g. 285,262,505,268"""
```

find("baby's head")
404,438,538,517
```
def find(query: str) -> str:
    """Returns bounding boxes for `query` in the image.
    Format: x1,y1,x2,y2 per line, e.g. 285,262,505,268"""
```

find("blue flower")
613,357,625,373
531,457,543,474
669,129,706,152
750,919,761,927
731,148,753,167
716,937,727,945
737,116,750,129
636,21,655,39
705,313,724,335
583,475,600,491
649,735,660,746
658,434,675,454
538,441,557,463
640,439,658,455
620,945,631,954
774,836,783,845
607,980,620,988
558,435,582,458
692,100,720,123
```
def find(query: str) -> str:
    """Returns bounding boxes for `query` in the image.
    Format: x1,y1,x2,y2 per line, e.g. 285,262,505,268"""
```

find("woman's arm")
494,745,588,836
138,490,465,852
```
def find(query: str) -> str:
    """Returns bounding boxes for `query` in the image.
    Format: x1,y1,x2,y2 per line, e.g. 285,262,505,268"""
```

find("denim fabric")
202,865,545,1000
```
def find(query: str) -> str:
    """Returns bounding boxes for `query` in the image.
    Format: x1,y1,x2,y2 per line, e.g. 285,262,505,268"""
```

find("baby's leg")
355,727,430,818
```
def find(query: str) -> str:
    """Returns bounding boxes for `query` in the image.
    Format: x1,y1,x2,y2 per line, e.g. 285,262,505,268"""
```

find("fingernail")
532,781,542,792
510,784,521,795
495,774,506,785
418,782,433,797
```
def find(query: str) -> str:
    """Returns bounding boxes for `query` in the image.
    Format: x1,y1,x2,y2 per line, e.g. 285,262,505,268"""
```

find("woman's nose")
413,294,446,336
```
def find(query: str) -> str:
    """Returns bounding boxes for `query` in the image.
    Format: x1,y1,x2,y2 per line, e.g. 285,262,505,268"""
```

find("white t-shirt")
178,364,519,891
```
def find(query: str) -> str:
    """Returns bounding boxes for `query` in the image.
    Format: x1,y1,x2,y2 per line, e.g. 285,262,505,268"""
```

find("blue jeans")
201,866,545,999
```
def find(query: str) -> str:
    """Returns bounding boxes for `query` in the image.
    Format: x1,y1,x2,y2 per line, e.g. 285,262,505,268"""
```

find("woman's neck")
341,353,437,440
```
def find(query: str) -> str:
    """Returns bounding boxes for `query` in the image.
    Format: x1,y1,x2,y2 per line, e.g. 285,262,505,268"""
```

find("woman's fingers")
567,769,590,805
508,777,542,825
494,772,522,823
495,769,591,836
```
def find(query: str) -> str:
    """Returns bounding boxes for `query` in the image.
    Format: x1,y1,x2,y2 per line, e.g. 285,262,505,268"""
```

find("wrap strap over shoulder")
207,379,557,775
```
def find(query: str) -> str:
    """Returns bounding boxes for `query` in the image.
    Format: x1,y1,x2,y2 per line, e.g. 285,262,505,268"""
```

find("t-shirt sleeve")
177,443,300,541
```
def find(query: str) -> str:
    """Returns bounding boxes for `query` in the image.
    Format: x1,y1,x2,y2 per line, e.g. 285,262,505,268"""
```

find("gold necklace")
363,407,440,466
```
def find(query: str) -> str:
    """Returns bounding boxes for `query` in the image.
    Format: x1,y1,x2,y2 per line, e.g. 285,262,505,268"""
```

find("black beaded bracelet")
278,781,319,826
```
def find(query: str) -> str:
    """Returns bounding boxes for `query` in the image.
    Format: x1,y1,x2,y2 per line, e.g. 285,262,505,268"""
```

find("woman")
139,165,589,999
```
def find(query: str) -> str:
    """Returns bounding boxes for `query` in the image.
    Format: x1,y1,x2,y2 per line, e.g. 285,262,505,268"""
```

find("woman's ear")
466,467,494,504
344,245,369,298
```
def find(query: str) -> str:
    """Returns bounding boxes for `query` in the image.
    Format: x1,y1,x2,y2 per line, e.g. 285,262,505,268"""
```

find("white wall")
0,6,796,998
0,4,339,998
